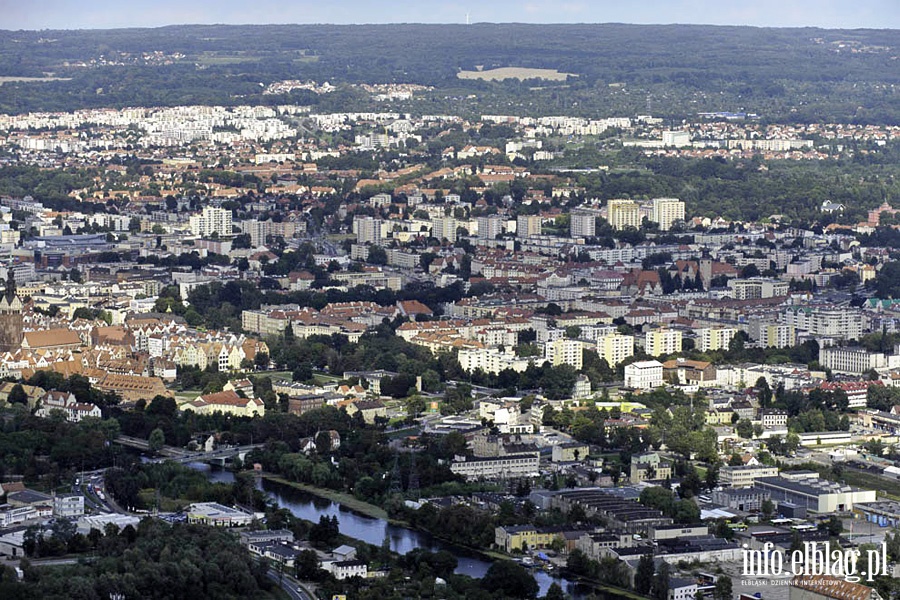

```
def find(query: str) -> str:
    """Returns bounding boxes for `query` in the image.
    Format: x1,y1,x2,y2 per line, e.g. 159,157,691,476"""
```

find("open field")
457,67,575,81
0,76,71,85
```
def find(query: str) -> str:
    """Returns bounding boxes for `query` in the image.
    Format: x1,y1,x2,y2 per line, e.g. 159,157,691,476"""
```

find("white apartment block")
727,278,789,300
598,334,634,367
189,206,232,237
606,199,642,230
651,198,685,231
354,216,386,245
432,216,458,243
662,130,691,147
782,306,863,341
458,347,540,374
570,208,599,238
819,346,887,375
696,327,737,352
624,360,664,389
476,215,504,239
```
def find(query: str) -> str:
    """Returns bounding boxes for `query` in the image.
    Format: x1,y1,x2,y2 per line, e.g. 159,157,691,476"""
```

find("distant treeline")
0,24,898,122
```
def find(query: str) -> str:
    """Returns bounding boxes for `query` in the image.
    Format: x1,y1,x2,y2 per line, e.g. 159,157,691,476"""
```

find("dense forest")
0,24,898,121
0,520,278,600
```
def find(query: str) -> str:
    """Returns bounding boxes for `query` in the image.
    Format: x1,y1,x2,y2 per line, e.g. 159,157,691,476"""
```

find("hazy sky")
2,0,897,30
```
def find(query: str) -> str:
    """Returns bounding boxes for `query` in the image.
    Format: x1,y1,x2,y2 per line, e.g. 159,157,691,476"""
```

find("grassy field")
194,52,261,65
0,76,71,85
457,67,575,81
838,468,900,501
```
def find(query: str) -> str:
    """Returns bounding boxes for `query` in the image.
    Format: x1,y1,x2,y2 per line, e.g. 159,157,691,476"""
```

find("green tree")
651,561,670,600
481,560,538,599
7,384,27,405
635,554,655,595
148,428,165,454
714,575,733,600
544,582,567,600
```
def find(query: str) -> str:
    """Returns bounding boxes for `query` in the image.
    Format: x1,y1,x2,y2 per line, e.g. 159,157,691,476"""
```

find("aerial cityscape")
0,5,899,600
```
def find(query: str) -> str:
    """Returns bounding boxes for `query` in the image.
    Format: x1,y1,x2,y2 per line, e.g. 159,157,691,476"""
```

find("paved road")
266,568,314,600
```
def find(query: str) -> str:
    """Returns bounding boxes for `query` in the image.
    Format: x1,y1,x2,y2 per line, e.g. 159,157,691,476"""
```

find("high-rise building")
354,216,386,245
651,198,685,231
516,215,543,238
476,215,504,240
189,206,233,237
662,131,691,147
606,199,642,230
545,338,583,370
570,208,599,238
432,216,458,243
696,327,737,352
598,334,634,367
645,328,682,357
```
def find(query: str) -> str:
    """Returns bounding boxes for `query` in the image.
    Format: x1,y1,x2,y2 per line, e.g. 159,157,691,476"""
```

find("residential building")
630,452,672,483
696,327,737,352
552,442,590,462
625,360,664,389
431,216,458,243
727,278,789,300
606,199,641,230
783,306,863,341
645,328,682,357
516,215,543,238
476,215,504,239
35,390,101,422
759,408,788,429
495,525,562,553
189,206,232,237
183,390,265,417
545,338,584,369
570,208,599,238
651,198,685,231
662,131,691,147
598,334,634,367
322,560,368,580
354,215,386,245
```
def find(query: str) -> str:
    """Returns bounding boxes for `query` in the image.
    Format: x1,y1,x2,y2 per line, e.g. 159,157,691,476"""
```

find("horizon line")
2,21,897,33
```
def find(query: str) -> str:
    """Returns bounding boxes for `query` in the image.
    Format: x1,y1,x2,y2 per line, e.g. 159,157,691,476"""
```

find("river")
195,464,609,598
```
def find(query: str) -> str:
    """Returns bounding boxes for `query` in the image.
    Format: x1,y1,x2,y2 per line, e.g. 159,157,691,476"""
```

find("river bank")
261,474,391,521
255,473,646,600
260,473,510,561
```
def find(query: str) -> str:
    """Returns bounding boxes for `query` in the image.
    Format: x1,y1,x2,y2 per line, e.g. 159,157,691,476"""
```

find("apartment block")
606,199,642,230
598,334,634,367
651,198,685,231
645,328,682,357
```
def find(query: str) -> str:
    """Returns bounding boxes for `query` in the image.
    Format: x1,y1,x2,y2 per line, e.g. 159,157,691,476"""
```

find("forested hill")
0,23,898,121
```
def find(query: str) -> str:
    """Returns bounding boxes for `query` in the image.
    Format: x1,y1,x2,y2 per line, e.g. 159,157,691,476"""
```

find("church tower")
0,273,23,352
